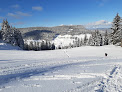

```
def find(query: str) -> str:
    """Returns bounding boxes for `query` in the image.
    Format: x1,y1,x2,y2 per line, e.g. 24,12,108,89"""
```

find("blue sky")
0,0,122,28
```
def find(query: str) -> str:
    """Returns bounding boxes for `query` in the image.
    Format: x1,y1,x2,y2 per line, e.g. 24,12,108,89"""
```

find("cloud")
11,4,20,8
7,11,32,19
84,20,112,29
8,13,20,19
60,24,64,26
10,22,25,26
97,0,110,6
0,16,4,19
101,0,109,2
32,6,43,11
16,11,32,16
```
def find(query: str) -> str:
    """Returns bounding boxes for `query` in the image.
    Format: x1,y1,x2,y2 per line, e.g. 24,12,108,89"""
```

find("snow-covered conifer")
104,30,109,45
111,13,121,44
83,34,88,46
1,19,24,49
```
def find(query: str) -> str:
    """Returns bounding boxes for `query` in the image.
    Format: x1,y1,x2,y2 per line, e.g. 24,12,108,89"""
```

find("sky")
0,0,122,28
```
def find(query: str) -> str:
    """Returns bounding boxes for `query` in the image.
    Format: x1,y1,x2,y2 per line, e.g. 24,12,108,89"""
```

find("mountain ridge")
18,25,91,40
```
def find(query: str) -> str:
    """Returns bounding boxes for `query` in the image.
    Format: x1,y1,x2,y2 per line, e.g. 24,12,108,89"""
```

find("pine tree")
113,29,122,45
92,31,97,46
51,43,55,50
111,13,121,44
29,41,34,50
96,30,103,46
80,38,83,46
111,13,121,34
90,30,103,46
99,34,103,46
36,42,40,50
77,38,81,47
41,40,45,50
24,42,29,50
95,30,100,46
73,40,77,47
83,34,88,46
88,35,93,46
104,30,109,45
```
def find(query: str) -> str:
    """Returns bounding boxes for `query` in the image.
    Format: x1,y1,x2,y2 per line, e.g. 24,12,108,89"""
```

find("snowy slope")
0,40,21,50
0,45,122,92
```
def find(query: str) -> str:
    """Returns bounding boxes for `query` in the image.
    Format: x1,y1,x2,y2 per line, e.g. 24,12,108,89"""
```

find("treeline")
24,40,55,51
0,19,24,49
56,31,110,50
22,30,109,51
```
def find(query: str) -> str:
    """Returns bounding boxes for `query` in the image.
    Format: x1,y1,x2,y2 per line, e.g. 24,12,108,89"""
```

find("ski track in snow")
0,57,122,92
0,45,122,92
0,56,119,86
95,65,122,92
68,65,122,92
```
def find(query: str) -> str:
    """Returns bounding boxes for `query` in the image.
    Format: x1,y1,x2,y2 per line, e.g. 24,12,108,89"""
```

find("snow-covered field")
0,45,122,92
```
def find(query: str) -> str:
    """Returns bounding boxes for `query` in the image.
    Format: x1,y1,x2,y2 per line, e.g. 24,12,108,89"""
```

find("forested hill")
18,25,91,40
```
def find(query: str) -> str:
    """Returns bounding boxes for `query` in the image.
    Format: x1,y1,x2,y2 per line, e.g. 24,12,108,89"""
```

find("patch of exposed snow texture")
95,65,122,92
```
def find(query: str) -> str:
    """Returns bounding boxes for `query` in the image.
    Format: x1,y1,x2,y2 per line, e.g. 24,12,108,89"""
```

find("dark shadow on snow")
0,60,93,85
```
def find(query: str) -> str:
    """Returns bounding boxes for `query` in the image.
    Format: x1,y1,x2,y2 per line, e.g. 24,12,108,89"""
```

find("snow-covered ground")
0,45,122,92
0,40,20,50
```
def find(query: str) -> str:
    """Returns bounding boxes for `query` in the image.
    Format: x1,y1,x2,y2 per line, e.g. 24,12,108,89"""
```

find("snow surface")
0,45,122,92
0,40,21,50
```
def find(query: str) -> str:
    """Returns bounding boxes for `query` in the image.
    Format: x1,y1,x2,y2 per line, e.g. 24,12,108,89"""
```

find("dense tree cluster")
0,19,24,49
24,40,55,51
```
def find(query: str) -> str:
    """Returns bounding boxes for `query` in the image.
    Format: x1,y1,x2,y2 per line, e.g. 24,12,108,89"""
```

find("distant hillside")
18,25,91,41
90,28,113,33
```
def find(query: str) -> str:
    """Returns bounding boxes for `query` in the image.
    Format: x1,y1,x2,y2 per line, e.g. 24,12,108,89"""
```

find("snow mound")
0,40,21,50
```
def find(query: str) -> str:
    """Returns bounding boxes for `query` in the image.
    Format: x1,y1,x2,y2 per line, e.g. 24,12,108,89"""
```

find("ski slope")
0,45,122,92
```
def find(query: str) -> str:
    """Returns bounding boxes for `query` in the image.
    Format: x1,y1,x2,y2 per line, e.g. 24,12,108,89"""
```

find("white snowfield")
0,44,122,92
